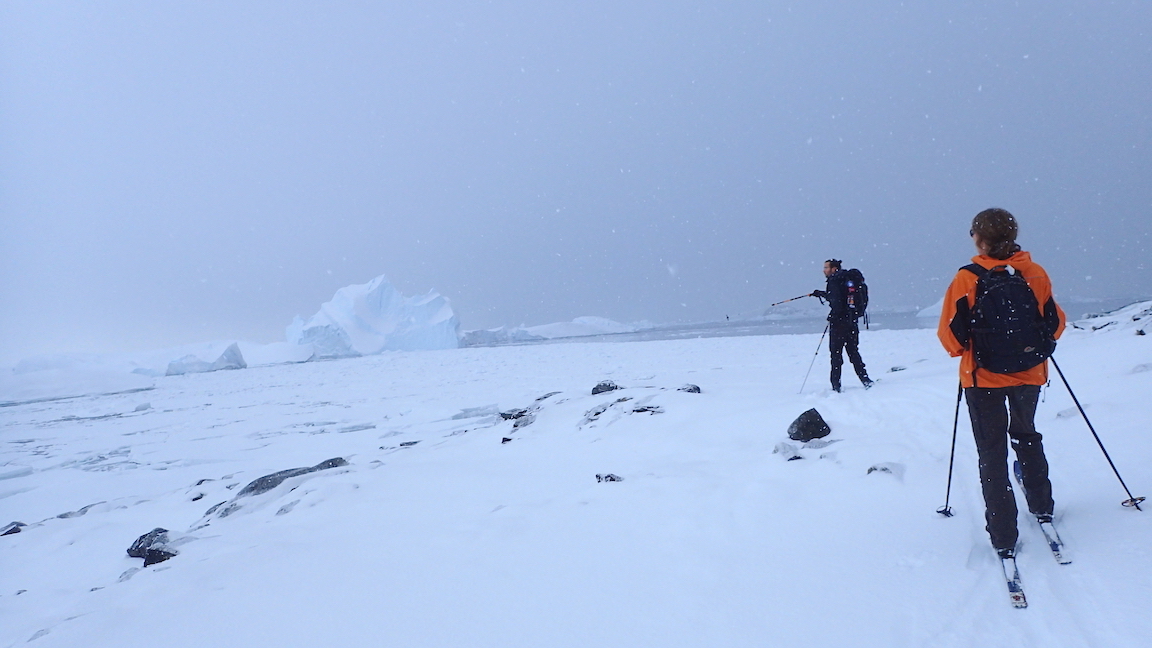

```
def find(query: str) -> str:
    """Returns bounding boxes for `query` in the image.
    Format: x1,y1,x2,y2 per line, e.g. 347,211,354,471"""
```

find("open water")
507,297,1143,347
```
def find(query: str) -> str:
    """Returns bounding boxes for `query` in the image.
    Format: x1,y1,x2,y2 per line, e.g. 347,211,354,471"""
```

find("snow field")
2,325,1150,647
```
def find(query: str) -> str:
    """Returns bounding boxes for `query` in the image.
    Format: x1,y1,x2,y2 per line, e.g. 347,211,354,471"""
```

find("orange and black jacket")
937,251,1066,388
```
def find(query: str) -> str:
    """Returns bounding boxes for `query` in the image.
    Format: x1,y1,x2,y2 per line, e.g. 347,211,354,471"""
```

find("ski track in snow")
2,327,1151,647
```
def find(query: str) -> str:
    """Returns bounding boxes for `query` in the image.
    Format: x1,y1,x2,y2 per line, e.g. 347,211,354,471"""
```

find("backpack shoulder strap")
961,263,987,277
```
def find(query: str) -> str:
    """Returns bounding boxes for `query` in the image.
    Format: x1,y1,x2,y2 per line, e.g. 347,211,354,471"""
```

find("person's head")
823,258,842,277
970,208,1021,260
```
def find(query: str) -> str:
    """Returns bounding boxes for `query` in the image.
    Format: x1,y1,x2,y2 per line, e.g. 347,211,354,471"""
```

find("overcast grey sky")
2,1,1150,363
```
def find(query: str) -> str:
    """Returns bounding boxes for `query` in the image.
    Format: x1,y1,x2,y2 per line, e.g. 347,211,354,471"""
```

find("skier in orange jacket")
937,208,1066,557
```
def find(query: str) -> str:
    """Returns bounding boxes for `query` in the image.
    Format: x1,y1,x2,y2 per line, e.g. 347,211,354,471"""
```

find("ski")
1037,519,1072,565
1000,554,1028,608
1013,461,1071,565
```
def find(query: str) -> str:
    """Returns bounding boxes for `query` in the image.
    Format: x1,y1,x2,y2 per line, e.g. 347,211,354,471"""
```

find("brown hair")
972,208,1021,260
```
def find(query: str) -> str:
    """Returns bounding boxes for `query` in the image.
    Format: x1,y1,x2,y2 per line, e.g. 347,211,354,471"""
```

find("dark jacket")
814,269,856,324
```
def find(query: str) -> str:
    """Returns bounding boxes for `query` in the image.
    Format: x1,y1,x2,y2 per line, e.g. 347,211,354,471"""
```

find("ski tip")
1005,580,1028,607
1000,555,1027,607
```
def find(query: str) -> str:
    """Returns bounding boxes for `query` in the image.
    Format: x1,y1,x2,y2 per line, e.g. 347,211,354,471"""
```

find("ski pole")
770,293,814,307
1050,357,1145,510
937,381,963,517
798,324,829,394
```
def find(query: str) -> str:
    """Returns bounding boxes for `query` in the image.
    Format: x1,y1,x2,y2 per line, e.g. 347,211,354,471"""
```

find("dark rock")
583,403,610,422
127,528,169,558
501,437,512,444
127,527,177,565
57,502,105,519
399,441,420,447
889,366,907,373
632,405,663,414
312,457,348,471
866,462,905,479
2,521,26,536
596,473,624,482
500,394,560,431
500,406,537,430
143,546,178,567
208,458,350,518
233,457,349,499
581,397,636,426
678,384,702,393
591,381,620,395
787,408,832,442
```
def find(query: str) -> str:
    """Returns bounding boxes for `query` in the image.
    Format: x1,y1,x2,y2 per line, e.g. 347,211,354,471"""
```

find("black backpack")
843,268,868,321
963,264,1056,373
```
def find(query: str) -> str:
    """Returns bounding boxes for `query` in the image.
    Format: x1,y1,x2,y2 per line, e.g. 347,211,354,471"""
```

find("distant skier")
937,208,1066,559
811,259,873,392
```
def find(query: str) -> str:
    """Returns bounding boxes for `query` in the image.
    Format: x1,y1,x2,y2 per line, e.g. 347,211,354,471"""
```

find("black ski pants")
964,385,1054,551
828,320,867,389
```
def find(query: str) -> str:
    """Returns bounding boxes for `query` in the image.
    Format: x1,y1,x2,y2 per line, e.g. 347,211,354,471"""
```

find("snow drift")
286,275,460,357
1069,300,1151,335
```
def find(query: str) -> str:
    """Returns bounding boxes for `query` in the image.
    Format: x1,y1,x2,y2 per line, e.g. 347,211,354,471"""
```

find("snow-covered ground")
2,309,1150,647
